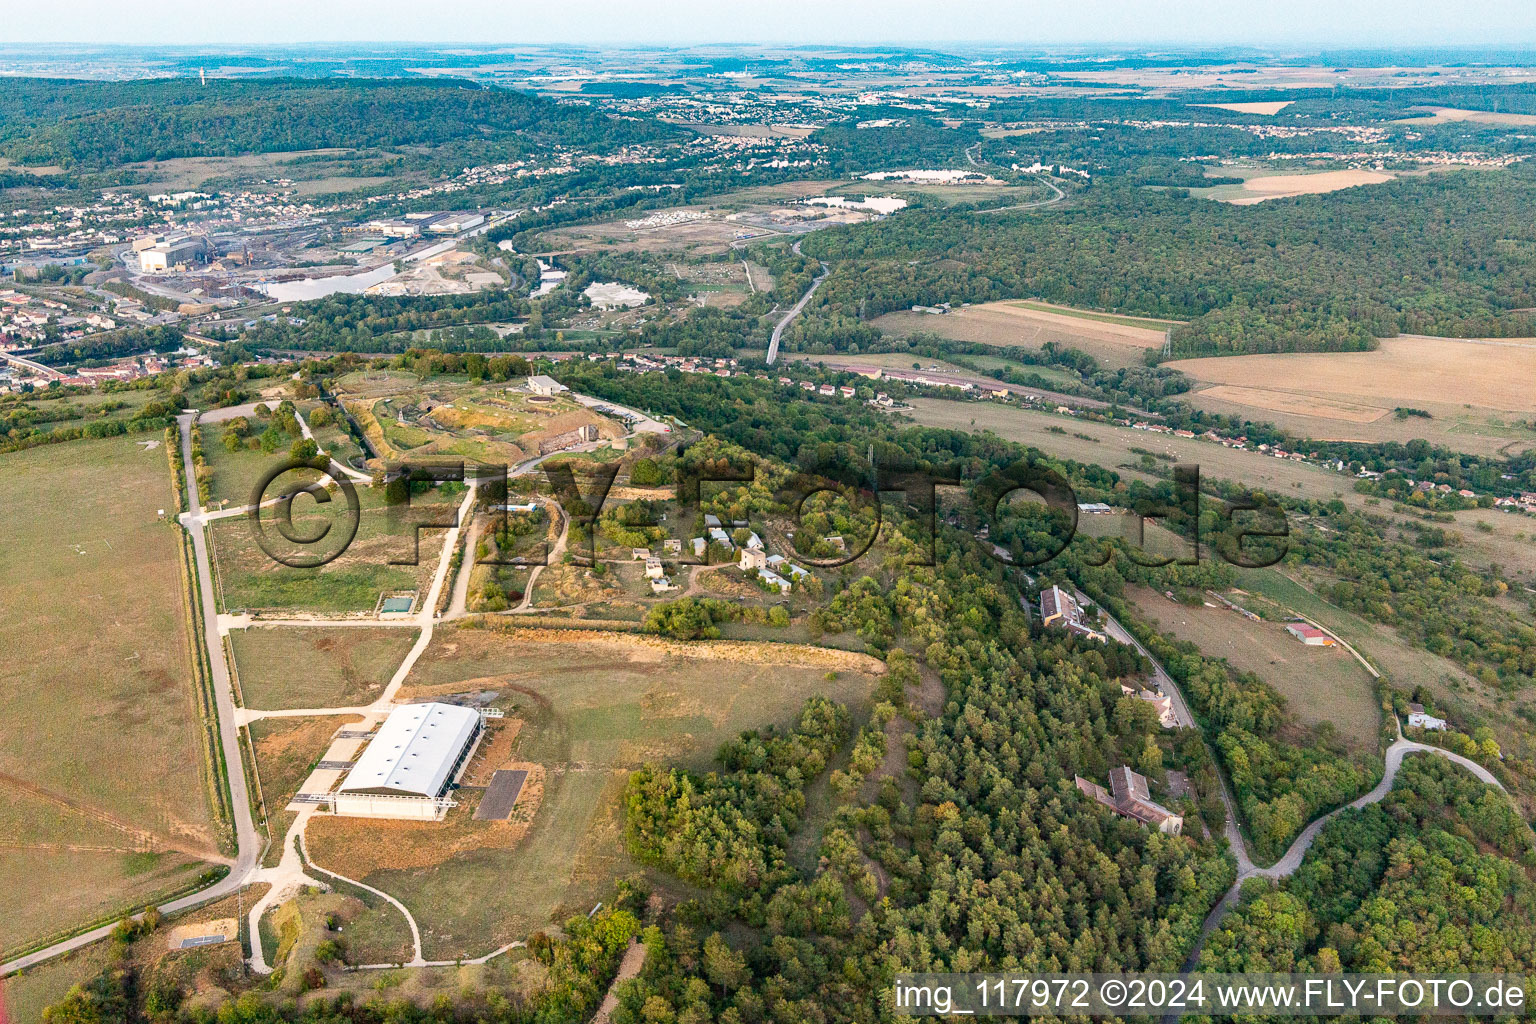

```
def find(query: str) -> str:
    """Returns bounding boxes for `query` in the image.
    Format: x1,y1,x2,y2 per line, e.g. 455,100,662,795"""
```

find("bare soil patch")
1215,169,1395,204
306,766,544,877
1194,101,1295,115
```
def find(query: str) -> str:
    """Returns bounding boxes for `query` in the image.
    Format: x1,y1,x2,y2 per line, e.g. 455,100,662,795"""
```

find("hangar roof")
339,702,479,798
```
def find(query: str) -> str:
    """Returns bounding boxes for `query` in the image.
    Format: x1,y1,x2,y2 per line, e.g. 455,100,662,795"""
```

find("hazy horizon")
10,0,1536,49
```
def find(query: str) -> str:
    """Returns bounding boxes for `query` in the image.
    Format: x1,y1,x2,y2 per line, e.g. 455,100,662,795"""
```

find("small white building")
644,556,665,579
526,375,567,397
334,703,483,821
758,569,792,594
1407,703,1448,732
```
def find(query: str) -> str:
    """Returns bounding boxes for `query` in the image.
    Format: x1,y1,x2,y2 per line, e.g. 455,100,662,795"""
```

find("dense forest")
1205,755,1536,975
610,514,1235,1023
0,78,679,168
799,169,1536,356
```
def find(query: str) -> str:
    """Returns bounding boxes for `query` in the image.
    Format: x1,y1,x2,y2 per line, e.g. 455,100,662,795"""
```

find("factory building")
334,702,483,820
138,235,210,273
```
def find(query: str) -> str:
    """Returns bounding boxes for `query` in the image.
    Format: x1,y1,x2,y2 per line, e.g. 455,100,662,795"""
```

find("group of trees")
626,696,849,903
1292,511,1536,688
31,325,183,368
0,386,180,454
612,514,1236,1023
44,900,644,1024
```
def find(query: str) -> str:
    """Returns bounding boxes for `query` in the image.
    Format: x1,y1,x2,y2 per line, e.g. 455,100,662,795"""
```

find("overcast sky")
12,0,1536,48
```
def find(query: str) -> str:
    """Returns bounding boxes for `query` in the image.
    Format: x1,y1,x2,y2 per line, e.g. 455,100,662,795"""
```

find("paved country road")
1071,588,1515,976
766,239,828,366
1175,724,1511,980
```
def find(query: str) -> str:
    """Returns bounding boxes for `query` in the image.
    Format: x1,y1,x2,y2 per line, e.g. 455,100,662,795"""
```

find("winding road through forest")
765,239,828,366
1075,589,1514,973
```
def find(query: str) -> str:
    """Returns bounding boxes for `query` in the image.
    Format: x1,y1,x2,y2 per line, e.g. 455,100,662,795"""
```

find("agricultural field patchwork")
1168,336,1536,455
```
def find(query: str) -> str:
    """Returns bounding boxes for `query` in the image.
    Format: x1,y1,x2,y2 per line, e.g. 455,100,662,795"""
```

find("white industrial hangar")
334,702,483,820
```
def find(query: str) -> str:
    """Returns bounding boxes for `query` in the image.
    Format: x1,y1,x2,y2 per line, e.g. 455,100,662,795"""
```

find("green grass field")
197,423,308,509
1228,567,1536,764
0,435,219,955
307,627,882,958
207,485,438,614
231,627,418,710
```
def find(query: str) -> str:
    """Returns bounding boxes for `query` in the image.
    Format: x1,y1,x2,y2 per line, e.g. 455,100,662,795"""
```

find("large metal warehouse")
334,702,483,820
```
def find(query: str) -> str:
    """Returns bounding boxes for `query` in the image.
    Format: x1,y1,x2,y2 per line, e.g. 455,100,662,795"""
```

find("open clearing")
1168,335,1536,455
0,436,219,956
1395,106,1536,127
873,299,1171,369
1193,100,1295,115
1196,168,1395,204
304,626,883,958
230,627,418,710
114,148,396,195
1125,584,1378,749
1230,566,1536,811
207,484,436,614
896,396,1361,499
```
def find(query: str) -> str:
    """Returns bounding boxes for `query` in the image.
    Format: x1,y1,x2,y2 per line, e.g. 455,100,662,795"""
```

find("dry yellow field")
1219,169,1395,204
1194,100,1294,115
1126,585,1378,749
1196,385,1390,423
1396,106,1536,127
873,299,1172,369
1168,335,1536,454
